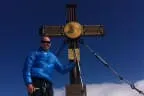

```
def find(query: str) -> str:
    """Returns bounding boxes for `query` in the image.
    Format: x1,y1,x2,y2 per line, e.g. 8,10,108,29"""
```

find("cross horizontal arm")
39,25,64,36
39,24,104,37
82,25,104,36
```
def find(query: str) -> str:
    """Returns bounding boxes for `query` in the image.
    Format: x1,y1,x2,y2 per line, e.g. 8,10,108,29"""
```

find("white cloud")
54,80,144,96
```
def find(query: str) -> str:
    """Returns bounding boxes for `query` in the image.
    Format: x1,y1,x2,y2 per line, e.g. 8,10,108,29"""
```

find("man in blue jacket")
23,35,75,96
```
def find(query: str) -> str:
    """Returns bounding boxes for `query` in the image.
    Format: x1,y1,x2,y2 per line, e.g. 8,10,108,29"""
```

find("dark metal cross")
39,4,104,96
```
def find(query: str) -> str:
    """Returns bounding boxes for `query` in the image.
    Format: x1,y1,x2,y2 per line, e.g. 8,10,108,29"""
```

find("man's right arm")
22,52,36,86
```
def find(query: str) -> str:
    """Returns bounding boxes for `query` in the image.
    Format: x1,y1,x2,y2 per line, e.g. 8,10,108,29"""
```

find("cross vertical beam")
66,4,82,85
66,4,77,22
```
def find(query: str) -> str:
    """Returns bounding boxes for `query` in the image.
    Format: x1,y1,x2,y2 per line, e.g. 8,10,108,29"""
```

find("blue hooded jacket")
22,47,75,86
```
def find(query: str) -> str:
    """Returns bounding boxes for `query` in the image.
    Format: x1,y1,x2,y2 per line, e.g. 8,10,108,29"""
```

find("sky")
0,0,144,96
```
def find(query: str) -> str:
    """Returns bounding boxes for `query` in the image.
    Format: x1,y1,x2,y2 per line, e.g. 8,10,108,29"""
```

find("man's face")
40,36,51,51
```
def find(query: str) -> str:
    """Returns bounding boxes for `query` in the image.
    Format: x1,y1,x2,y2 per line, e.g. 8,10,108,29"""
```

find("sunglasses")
41,40,51,44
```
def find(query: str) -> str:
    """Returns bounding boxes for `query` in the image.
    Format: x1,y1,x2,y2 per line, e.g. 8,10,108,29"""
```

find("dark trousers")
28,77,53,96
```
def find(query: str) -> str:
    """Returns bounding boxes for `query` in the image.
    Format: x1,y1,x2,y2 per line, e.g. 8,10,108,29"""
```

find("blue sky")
0,0,144,96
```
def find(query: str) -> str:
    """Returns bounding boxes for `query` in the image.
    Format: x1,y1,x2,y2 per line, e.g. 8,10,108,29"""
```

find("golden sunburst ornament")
64,21,83,39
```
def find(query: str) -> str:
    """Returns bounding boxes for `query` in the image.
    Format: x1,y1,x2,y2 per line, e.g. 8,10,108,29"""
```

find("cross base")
65,84,87,96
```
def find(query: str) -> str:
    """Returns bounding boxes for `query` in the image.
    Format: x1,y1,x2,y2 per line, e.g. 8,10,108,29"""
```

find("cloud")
54,80,144,96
